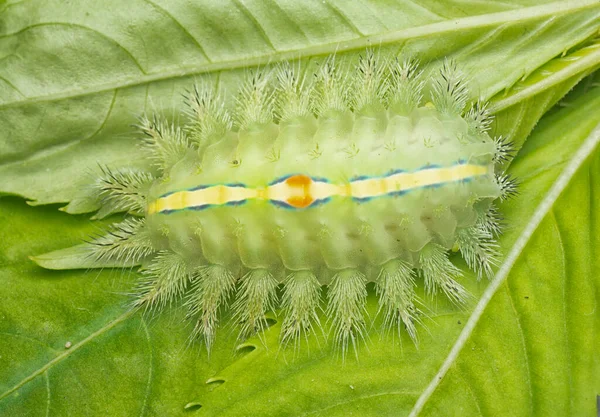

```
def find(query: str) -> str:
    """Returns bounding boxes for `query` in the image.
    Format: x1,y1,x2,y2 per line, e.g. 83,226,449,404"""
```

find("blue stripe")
155,161,489,213
226,200,247,207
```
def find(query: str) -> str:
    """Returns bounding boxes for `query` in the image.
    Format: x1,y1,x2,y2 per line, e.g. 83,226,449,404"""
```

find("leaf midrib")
1,0,597,110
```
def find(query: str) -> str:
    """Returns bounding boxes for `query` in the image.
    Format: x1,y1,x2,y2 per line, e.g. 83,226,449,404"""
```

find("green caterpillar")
34,51,515,355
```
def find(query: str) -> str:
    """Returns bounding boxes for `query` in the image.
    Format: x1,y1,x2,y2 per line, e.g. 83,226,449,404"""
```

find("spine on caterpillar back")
38,51,516,354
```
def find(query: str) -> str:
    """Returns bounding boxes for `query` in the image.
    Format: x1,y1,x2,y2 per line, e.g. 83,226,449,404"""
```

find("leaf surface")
1,0,599,208
1,72,599,417
1,2,600,416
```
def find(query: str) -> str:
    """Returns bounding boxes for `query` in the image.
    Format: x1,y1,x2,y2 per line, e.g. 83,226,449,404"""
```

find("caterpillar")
34,51,515,355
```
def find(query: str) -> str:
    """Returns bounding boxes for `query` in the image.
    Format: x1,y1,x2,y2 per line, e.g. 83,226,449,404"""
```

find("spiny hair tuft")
457,226,501,280
431,59,469,115
465,100,492,133
184,83,232,150
387,57,424,113
134,250,191,311
327,269,368,359
280,270,322,348
95,165,154,218
232,269,279,341
138,115,190,172
496,173,519,201
312,56,348,115
375,260,421,343
275,61,312,122
419,243,470,305
235,72,275,130
87,218,155,264
492,136,515,165
351,49,387,112
186,265,237,354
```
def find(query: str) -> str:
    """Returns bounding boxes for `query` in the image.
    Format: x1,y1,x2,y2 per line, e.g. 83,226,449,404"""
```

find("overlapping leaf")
1,1,600,416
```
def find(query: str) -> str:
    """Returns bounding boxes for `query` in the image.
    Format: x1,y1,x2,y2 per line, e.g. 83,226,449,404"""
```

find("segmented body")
42,52,514,353
146,106,499,273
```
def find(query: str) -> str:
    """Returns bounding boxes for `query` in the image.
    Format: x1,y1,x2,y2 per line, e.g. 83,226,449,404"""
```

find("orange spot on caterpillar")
285,175,314,208
285,174,312,188
287,195,315,209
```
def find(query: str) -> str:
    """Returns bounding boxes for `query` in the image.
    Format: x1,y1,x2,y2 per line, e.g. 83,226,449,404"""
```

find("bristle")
134,250,190,310
464,100,492,133
312,56,348,116
275,61,312,122
477,204,504,237
387,57,424,114
351,49,386,113
431,59,469,115
496,173,519,201
419,243,470,305
235,72,275,130
186,265,236,353
185,83,232,149
457,226,500,280
88,218,154,263
95,165,154,217
280,270,322,346
327,269,368,358
375,259,420,343
492,136,515,165
233,268,278,341
138,115,191,172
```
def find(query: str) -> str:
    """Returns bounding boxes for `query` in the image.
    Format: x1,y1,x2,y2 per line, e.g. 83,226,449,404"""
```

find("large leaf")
1,0,599,209
2,72,599,417
1,2,600,416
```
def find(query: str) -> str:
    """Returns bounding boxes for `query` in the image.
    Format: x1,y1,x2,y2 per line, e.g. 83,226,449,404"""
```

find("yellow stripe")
147,164,489,214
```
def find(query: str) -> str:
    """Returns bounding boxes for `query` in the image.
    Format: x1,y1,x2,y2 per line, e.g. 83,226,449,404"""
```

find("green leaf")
490,38,600,155
1,0,599,209
0,200,243,416
2,75,599,417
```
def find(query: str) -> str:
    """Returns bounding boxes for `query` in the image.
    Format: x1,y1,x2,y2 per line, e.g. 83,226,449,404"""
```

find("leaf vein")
549,209,573,414
400,0,445,20
1,0,597,110
0,75,25,98
0,22,146,74
231,0,277,52
0,309,137,402
456,363,484,416
0,331,58,352
505,281,534,414
300,390,419,416
322,0,366,36
0,89,118,167
269,0,310,42
140,0,211,63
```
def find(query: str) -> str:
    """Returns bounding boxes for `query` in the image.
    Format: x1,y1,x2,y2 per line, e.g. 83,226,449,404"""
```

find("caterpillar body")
36,52,515,354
